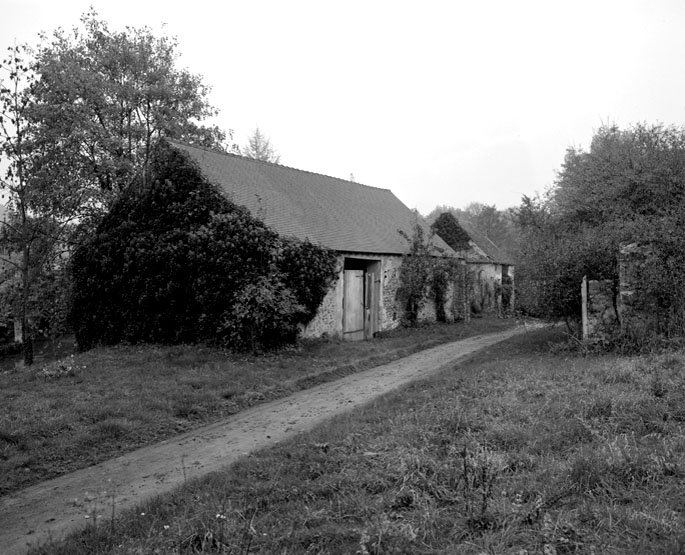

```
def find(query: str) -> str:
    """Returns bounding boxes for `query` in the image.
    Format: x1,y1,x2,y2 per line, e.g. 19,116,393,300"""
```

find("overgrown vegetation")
0,316,514,496
516,123,685,343
0,11,233,365
30,327,685,554
397,222,463,325
69,143,337,352
430,211,472,252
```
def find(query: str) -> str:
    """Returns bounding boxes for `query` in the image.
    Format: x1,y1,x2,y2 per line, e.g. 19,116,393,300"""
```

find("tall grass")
30,328,685,554
0,316,514,495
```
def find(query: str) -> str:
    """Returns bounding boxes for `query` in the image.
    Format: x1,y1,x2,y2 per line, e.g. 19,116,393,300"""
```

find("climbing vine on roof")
430,212,472,252
69,142,338,352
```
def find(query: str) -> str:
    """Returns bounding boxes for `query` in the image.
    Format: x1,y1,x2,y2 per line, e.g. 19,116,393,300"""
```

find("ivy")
430,212,471,252
69,143,338,352
397,222,462,325
278,238,338,323
431,258,462,322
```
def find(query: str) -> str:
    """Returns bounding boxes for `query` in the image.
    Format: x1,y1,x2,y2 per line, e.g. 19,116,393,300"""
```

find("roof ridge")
167,138,392,193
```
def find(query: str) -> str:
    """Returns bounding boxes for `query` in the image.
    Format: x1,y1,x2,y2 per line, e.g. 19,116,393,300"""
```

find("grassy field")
28,326,685,554
0,316,515,496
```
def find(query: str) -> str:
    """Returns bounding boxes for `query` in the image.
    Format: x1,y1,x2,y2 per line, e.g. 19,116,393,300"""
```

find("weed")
0,430,23,447
568,452,611,494
585,396,613,419
651,372,670,398
602,365,637,384
456,442,507,530
35,355,85,380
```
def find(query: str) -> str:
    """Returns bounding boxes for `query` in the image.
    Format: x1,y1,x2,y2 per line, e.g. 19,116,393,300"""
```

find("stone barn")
170,141,461,340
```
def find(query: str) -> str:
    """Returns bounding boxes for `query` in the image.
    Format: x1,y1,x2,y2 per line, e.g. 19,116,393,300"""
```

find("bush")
70,142,338,352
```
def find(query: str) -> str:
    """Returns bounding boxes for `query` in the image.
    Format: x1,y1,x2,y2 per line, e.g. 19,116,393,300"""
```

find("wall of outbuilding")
302,253,470,339
467,262,503,314
301,255,345,338
302,253,406,339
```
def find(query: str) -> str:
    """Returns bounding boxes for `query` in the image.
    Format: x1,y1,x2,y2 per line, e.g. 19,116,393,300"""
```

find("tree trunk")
22,319,33,366
22,245,33,366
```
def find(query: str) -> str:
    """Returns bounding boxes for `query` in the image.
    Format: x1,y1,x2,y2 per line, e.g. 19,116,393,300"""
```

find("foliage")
429,211,471,251
69,143,337,352
431,256,463,322
516,123,685,341
241,126,280,163
218,276,303,352
397,221,461,325
515,194,617,326
0,44,83,364
1,10,233,364
31,9,229,213
278,237,339,322
397,223,434,325
463,202,518,254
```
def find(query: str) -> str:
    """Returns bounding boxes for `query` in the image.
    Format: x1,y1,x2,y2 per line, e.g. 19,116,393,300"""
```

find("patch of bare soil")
0,325,537,555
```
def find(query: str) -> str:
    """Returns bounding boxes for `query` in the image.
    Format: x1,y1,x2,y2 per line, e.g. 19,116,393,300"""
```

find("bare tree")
242,127,280,163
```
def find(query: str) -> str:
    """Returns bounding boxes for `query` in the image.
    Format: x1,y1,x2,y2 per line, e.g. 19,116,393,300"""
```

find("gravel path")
0,325,533,554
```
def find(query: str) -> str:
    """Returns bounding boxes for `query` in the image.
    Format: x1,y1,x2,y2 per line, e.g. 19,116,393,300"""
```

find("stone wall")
416,259,470,324
502,265,514,316
581,277,618,339
582,242,661,341
449,261,470,322
617,242,659,336
302,253,406,339
468,262,502,315
301,255,344,338
380,255,403,332
302,253,470,339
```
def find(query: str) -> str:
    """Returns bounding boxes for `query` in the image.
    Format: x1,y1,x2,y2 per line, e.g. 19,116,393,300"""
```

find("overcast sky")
2,0,684,214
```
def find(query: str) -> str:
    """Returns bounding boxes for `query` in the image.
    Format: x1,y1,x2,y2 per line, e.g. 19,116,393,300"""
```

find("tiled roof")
459,219,513,265
429,211,513,265
170,141,456,256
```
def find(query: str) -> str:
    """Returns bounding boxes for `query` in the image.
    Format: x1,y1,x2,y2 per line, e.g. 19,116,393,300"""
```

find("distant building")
431,212,514,316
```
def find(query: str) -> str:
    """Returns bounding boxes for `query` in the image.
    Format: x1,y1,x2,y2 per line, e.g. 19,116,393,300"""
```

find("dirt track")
0,325,534,555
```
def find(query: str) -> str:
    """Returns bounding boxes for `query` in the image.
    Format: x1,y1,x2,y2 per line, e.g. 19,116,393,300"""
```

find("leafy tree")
0,44,86,364
242,126,280,163
463,203,513,248
0,11,234,363
516,123,685,339
515,194,616,330
31,9,228,210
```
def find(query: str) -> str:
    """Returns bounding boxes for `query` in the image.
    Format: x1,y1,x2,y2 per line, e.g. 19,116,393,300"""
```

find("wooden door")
343,270,365,341
365,271,381,339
